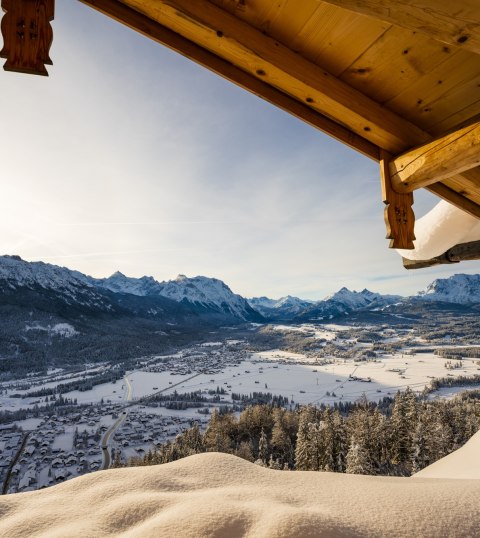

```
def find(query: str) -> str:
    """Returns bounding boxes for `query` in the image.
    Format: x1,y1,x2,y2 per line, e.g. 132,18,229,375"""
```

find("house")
18,469,37,490
54,469,69,481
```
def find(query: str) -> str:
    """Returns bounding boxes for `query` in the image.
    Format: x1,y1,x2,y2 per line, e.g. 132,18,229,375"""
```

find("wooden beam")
78,0,379,160
427,183,480,219
380,150,415,249
390,122,480,192
403,239,480,269
116,0,431,154
319,0,480,56
80,0,480,227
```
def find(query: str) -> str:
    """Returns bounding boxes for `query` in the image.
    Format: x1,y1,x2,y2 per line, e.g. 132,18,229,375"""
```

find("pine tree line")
424,374,480,394
125,388,480,476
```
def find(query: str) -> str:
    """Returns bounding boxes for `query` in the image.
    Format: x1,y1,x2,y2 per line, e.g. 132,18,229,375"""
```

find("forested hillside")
127,389,480,476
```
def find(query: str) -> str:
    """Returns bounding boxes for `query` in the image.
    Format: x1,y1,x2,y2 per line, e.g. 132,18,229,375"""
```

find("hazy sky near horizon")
1,2,479,300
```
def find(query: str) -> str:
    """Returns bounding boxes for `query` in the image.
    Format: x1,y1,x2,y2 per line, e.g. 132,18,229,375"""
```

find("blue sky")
1,1,479,299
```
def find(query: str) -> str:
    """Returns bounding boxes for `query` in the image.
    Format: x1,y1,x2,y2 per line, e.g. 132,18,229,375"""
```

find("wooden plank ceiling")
78,0,480,251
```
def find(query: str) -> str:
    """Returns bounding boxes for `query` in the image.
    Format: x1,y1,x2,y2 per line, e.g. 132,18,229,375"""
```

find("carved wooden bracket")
0,0,54,76
380,150,415,249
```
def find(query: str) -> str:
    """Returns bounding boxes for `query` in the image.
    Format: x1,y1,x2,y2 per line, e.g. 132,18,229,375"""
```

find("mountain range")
0,255,260,322
1,255,479,373
2,255,480,322
250,275,480,321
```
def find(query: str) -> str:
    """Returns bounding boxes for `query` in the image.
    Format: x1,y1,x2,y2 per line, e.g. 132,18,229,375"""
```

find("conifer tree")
235,441,255,462
346,437,372,475
411,418,429,473
295,410,311,471
268,454,282,469
390,391,411,464
333,410,347,472
271,408,293,465
258,427,269,464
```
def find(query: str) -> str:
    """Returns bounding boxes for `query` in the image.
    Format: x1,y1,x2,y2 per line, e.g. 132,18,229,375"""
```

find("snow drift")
1,452,480,537
397,201,480,261
413,429,480,479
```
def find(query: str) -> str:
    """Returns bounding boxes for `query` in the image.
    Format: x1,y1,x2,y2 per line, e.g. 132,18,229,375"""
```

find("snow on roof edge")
397,201,480,261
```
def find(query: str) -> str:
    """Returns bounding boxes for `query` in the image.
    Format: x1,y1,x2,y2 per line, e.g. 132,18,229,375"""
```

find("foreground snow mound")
413,429,480,479
1,453,480,538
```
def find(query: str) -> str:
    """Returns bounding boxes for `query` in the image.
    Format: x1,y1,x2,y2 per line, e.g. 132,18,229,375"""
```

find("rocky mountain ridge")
0,256,261,322
1,256,479,326
248,274,480,321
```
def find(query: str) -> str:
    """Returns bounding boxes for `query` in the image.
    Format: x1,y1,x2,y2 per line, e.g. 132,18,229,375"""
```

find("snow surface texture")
413,429,480,479
398,201,480,260
1,453,479,538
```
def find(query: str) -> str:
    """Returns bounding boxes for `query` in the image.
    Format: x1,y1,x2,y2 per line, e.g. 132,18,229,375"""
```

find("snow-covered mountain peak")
324,287,383,305
418,273,480,304
0,257,261,321
298,286,401,321
94,271,161,297
0,255,93,293
247,295,314,319
325,287,355,301
157,275,258,320
248,296,277,309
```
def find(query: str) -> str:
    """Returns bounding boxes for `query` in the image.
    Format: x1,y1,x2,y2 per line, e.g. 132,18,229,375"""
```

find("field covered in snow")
3,323,480,412
137,351,480,407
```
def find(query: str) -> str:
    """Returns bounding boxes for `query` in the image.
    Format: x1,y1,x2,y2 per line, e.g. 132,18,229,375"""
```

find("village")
1,323,480,493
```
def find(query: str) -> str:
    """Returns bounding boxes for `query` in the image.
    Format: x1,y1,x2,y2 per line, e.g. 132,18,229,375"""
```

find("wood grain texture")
380,151,415,249
121,0,430,153
79,0,480,225
319,0,480,56
288,1,391,77
427,182,480,219
0,0,54,76
390,122,480,191
78,0,380,159
339,25,455,105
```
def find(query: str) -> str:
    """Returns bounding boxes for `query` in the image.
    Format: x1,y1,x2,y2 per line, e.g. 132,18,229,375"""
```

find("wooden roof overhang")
2,0,480,267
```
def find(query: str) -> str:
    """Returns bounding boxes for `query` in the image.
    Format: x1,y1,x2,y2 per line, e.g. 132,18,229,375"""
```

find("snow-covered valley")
2,320,480,494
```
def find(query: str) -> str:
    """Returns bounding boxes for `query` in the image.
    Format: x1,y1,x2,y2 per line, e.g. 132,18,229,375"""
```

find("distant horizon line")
1,253,475,303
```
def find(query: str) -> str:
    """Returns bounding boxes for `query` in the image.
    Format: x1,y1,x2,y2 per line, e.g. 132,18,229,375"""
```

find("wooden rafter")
319,0,480,56
78,0,480,245
390,122,480,192
426,183,480,220
79,0,380,160
115,0,431,154
403,240,480,269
